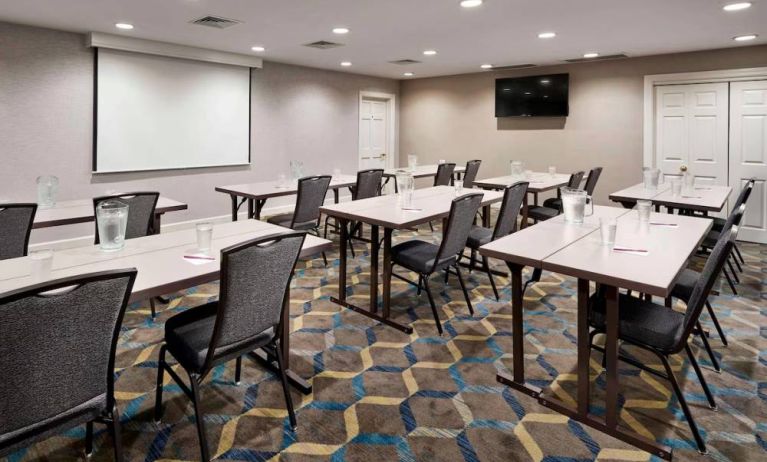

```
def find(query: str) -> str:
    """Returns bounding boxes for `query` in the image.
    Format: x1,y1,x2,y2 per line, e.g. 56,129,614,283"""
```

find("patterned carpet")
4,224,766,462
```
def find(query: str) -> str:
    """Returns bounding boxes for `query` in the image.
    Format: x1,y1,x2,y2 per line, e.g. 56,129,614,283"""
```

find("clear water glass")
454,180,464,196
682,172,695,193
600,218,617,246
29,249,53,281
332,168,342,177
96,200,128,252
642,168,660,190
548,166,557,177
36,175,59,208
196,222,213,254
524,170,533,180
290,160,305,180
510,160,524,178
396,170,415,208
636,200,652,222
438,159,446,164
671,178,682,197
407,154,418,171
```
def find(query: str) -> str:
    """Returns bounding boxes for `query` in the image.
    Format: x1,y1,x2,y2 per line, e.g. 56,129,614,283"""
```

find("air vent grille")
389,59,422,65
303,40,345,50
190,15,242,29
490,64,537,71
564,53,628,63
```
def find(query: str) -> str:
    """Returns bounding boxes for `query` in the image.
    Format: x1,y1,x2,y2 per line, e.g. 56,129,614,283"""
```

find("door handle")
380,153,387,158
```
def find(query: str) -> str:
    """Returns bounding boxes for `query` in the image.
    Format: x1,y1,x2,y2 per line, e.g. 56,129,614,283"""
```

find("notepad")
183,254,216,265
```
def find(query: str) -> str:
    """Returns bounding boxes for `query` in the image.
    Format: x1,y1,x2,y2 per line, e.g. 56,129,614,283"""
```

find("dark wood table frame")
221,187,349,222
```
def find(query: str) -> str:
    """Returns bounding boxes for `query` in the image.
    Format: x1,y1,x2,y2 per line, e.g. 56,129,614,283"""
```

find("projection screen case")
94,48,251,173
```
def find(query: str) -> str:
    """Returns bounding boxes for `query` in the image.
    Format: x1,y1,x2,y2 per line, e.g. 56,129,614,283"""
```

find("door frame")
359,91,397,170
643,66,767,168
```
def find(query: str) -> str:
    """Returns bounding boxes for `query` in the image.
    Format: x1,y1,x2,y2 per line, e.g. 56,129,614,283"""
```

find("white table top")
384,164,466,179
215,174,359,200
609,182,731,213
0,219,331,302
32,196,187,229
474,172,573,193
321,186,504,229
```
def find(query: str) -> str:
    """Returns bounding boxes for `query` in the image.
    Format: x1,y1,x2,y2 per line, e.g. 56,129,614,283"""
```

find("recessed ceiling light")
251,46,265,52
583,52,599,58
404,72,415,77
723,2,752,11
543,95,549,98
115,23,134,30
332,27,350,34
423,50,437,56
460,0,484,7
538,31,556,39
480,64,493,69
340,61,352,67
734,34,758,41
524,92,532,95
540,79,551,84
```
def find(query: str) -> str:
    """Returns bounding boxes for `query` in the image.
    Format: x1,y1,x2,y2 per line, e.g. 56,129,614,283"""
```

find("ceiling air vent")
564,53,628,63
303,40,344,50
491,64,537,71
389,59,422,65
190,15,242,29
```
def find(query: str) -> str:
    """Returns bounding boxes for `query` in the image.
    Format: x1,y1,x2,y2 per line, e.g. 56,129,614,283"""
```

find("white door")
359,98,389,170
655,83,729,189
729,80,767,244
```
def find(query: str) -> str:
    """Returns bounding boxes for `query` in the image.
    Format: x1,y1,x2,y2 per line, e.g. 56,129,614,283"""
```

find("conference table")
320,186,504,333
215,174,358,221
32,196,188,232
610,182,732,216
479,206,712,460
0,219,331,394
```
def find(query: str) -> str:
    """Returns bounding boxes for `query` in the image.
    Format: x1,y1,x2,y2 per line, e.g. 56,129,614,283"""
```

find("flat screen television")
495,73,569,117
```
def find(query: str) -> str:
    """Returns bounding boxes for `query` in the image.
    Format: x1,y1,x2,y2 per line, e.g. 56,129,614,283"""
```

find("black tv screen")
495,73,569,117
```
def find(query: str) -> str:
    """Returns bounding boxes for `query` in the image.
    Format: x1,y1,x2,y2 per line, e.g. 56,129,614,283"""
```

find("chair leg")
321,251,328,267
522,268,542,296
454,265,474,315
429,221,434,232
730,253,743,273
85,421,94,457
323,216,330,239
659,354,707,454
705,300,728,346
696,321,720,373
273,342,297,430
189,374,211,462
469,249,477,272
727,258,740,284
444,268,450,284
422,276,444,335
417,274,423,296
733,243,745,265
154,345,167,422
108,404,124,462
722,267,738,295
685,344,717,409
482,256,499,301
149,298,156,319
235,355,242,384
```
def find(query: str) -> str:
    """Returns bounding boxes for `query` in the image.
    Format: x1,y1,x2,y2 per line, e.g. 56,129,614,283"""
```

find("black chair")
528,171,585,223
268,175,332,265
0,269,137,460
154,232,305,462
390,193,483,334
0,203,37,260
464,182,529,300
711,179,753,269
588,227,739,455
324,169,384,257
583,166,603,197
433,163,456,186
461,160,482,189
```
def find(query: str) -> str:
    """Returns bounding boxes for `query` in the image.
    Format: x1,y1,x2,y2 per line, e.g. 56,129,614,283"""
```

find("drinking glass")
671,178,682,197
29,249,53,281
96,200,128,252
396,171,415,208
278,173,289,188
196,222,213,254
600,218,617,246
682,172,695,193
561,187,593,224
438,159,446,165
642,168,660,190
36,175,59,208
290,160,305,180
548,166,557,177
510,160,524,178
636,200,652,222
332,168,342,177
454,180,464,196
524,170,533,180
407,154,418,171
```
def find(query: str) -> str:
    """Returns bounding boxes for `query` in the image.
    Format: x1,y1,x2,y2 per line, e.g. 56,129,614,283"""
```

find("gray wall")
400,45,767,204
0,22,399,244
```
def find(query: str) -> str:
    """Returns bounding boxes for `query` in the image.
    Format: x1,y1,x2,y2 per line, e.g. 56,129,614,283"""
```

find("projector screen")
94,48,251,173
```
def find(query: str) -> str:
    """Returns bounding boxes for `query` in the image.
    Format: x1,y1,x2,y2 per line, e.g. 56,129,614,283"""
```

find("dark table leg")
521,194,530,228
333,188,340,204
482,205,491,228
370,225,379,313
247,199,255,219
577,278,590,417
533,192,539,206
604,284,619,428
152,213,164,235
382,228,393,319
254,199,266,220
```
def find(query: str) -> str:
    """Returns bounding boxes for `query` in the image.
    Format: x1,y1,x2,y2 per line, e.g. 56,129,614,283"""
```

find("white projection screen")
95,48,250,173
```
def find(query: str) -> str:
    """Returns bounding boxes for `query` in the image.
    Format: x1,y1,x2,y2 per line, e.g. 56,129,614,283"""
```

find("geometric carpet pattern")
3,224,766,462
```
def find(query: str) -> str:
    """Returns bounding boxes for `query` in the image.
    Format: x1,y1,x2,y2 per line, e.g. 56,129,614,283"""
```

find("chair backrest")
93,192,159,244
732,178,755,210
292,176,332,227
568,171,586,189
434,163,456,186
433,193,484,270
584,167,603,196
204,232,305,370
353,169,384,201
721,202,747,234
678,225,739,350
0,203,37,261
493,182,529,239
0,269,136,446
461,160,482,188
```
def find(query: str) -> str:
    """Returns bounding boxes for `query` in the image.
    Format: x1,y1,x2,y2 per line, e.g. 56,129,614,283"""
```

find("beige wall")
400,45,767,204
0,21,399,244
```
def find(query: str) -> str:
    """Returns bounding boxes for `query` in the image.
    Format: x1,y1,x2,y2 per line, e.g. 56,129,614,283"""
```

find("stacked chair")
0,203,37,260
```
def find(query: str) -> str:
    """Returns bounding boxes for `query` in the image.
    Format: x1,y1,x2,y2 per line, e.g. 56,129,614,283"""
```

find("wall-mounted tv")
495,73,569,117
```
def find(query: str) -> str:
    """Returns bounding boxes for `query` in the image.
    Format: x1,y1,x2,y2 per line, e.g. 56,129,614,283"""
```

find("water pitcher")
642,168,660,190
407,154,418,172
96,200,129,252
510,161,524,178
561,187,593,224
36,175,59,208
396,170,415,209
289,160,305,180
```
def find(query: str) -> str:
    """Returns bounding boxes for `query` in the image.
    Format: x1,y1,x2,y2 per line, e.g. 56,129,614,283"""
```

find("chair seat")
542,197,561,210
165,302,274,372
466,225,493,249
267,213,317,231
711,217,726,232
391,240,455,274
589,293,684,354
527,205,559,221
670,268,698,303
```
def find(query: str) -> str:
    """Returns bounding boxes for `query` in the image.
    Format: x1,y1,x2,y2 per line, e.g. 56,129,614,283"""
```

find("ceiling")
1,0,764,79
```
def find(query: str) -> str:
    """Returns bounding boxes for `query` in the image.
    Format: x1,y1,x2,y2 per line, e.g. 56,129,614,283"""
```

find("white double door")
656,80,767,243
358,97,389,170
